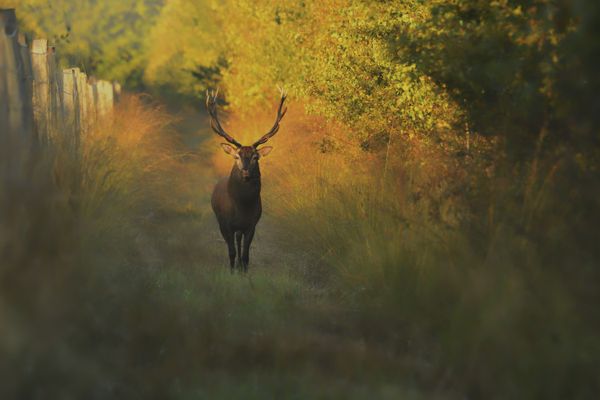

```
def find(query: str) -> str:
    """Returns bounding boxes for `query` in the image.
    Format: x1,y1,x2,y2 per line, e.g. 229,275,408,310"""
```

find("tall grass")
79,95,182,215
2,92,598,398
0,94,190,398
2,95,422,399
224,101,600,398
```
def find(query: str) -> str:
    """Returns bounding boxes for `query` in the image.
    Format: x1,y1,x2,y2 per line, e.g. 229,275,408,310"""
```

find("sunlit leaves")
4,0,162,87
143,0,222,98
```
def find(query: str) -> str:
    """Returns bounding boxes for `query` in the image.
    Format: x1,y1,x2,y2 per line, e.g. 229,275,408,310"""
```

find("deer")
206,89,287,272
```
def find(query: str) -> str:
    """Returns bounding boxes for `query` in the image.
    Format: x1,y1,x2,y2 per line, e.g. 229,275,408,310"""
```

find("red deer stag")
207,89,287,272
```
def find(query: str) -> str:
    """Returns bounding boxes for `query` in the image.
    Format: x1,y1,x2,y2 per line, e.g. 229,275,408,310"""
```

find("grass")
236,103,600,398
1,96,599,399
0,95,427,398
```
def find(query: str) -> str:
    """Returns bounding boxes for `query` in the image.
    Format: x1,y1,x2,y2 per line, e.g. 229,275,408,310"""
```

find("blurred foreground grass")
1,95,598,399
0,96,435,399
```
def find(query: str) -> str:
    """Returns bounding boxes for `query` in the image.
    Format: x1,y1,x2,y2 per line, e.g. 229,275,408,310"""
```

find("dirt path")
146,102,314,276
124,101,427,399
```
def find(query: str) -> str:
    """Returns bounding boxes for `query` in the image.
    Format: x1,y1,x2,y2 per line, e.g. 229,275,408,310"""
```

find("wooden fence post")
76,70,89,133
96,80,114,121
18,32,33,115
31,38,52,142
0,8,34,144
2,8,121,152
62,67,81,146
86,79,97,129
47,45,63,137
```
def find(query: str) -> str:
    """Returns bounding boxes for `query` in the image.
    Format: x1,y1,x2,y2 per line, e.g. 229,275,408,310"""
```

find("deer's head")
206,89,287,181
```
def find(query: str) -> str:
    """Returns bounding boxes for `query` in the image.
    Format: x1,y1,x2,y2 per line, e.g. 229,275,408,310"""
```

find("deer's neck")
228,164,261,205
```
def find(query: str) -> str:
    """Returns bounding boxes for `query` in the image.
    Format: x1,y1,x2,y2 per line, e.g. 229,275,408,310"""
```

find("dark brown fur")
206,89,286,272
211,146,263,272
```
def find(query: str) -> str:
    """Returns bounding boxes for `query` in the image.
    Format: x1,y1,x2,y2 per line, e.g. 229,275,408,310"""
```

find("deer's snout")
241,169,250,180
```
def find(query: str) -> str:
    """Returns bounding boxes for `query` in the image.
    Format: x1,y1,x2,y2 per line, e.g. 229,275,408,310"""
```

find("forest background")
1,0,599,398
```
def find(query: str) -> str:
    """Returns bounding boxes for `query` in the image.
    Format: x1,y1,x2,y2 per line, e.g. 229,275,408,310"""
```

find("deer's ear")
257,146,273,158
220,143,237,156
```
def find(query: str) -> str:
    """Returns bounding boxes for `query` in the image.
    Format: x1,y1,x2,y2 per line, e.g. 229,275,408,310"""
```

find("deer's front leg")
219,223,236,273
241,227,255,273
235,231,243,269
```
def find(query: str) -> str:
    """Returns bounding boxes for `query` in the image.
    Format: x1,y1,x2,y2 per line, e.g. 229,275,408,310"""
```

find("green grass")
0,99,438,398
2,98,599,399
259,132,600,399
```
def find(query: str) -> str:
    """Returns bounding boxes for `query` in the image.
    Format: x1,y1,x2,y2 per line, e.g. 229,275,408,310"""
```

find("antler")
206,89,242,148
253,88,288,148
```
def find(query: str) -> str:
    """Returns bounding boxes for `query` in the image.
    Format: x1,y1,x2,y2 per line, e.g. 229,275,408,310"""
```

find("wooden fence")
0,8,120,146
